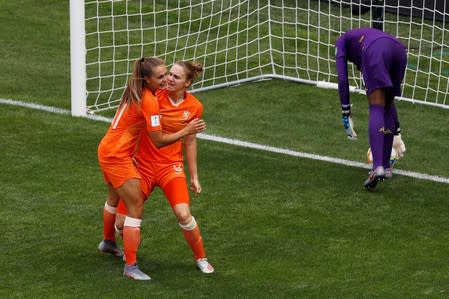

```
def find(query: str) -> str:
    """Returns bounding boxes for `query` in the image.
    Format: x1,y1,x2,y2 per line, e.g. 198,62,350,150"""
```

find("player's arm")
185,133,201,194
335,43,357,140
149,118,206,148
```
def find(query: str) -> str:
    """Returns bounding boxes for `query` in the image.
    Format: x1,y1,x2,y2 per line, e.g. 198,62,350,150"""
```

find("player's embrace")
115,61,214,274
335,27,407,189
97,57,206,280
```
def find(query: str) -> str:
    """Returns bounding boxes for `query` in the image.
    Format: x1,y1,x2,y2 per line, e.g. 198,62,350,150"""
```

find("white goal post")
70,0,449,116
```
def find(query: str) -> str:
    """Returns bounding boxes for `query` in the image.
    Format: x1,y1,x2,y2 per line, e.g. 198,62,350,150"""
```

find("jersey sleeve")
335,36,351,110
141,90,162,132
191,94,203,119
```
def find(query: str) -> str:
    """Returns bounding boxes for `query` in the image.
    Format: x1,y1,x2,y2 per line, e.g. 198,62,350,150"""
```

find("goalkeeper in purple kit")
335,27,407,189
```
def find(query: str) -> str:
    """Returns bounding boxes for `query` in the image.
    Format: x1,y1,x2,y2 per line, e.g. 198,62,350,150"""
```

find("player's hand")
186,118,206,134
393,134,406,159
190,177,202,195
342,112,357,140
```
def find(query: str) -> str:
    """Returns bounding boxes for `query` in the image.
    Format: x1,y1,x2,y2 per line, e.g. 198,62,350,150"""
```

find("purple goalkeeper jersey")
335,28,407,108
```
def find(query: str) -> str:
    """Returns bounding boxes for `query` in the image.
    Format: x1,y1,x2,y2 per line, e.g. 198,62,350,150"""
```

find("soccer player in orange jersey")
97,57,206,280
116,61,214,274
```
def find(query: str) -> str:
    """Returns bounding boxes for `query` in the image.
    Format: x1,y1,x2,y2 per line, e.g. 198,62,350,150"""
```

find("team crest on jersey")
182,111,190,120
173,163,183,173
150,115,160,127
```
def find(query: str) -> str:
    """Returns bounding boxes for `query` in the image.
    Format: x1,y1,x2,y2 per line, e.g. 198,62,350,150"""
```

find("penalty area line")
1,98,448,185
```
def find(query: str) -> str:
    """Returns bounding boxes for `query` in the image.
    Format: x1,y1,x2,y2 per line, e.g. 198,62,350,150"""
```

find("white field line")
2,98,449,185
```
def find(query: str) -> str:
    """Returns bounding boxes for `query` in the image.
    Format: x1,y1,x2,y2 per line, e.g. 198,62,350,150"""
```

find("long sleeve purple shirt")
335,28,398,109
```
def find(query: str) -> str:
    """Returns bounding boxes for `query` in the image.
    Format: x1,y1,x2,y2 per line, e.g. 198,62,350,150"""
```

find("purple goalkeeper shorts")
362,37,407,99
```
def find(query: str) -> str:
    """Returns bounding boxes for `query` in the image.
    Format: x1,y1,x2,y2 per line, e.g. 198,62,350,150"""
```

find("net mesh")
83,0,449,112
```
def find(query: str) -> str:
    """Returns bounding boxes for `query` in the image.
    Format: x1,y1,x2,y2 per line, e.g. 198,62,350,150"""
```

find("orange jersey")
98,88,162,161
116,89,202,212
134,88,203,165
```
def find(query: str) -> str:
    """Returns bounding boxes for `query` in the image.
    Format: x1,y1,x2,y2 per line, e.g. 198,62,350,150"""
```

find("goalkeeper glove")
393,133,406,160
342,110,357,140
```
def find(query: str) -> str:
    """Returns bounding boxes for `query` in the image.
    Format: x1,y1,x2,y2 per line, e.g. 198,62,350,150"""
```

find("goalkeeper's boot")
196,258,214,274
364,166,385,189
123,264,151,280
98,240,124,257
385,156,397,179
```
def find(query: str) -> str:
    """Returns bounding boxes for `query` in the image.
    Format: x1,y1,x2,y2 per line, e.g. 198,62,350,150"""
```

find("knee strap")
124,216,142,228
104,202,117,214
179,216,197,231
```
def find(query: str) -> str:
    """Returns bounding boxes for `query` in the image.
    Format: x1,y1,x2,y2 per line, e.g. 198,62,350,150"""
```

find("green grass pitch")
1,0,449,297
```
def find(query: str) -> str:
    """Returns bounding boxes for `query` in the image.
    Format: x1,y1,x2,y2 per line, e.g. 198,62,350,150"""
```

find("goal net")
70,0,449,116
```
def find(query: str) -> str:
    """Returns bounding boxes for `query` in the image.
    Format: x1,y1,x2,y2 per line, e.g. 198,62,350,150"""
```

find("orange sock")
180,218,206,260
123,217,142,266
103,202,116,242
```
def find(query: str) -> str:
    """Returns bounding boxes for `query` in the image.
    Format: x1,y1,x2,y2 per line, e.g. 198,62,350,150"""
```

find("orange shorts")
137,159,186,189
116,161,189,215
98,156,141,189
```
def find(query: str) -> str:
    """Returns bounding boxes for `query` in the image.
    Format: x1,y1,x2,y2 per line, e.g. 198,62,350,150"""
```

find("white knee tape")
124,216,142,228
179,216,197,231
104,202,116,214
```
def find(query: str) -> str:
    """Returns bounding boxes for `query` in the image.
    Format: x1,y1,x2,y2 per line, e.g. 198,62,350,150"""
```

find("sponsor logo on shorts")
173,163,183,173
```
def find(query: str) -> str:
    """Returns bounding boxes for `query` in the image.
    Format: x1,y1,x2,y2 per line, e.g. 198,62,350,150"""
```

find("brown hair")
122,56,165,104
174,61,203,87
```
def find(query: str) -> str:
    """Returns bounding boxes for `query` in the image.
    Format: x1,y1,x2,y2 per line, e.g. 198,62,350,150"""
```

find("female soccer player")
116,61,214,274
335,27,406,189
97,57,206,280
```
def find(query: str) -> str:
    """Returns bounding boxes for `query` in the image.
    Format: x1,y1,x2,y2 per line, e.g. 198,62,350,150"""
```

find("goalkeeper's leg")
365,90,387,188
390,100,400,133
368,104,385,169
383,102,395,177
